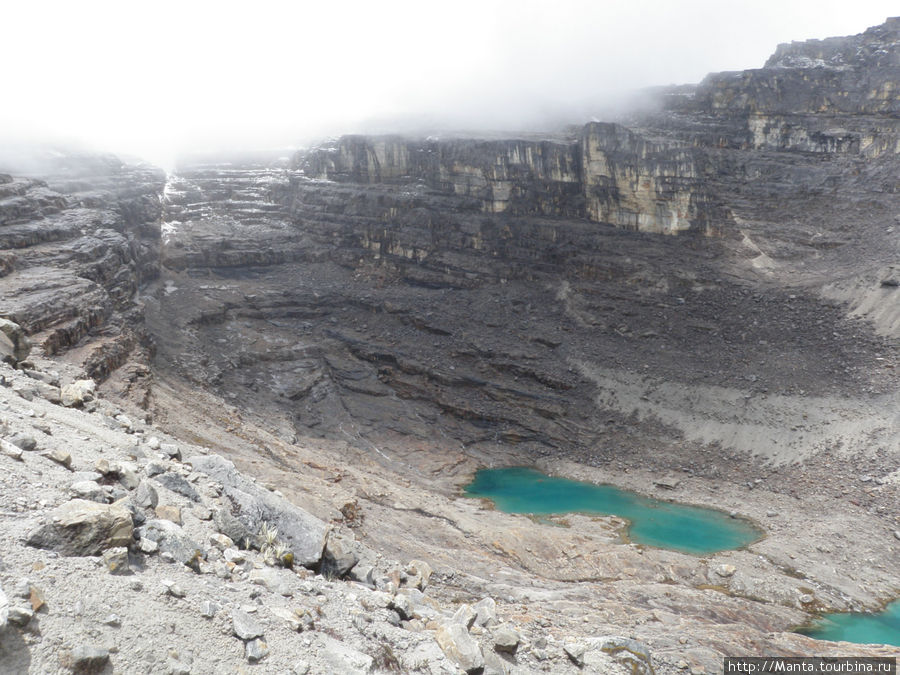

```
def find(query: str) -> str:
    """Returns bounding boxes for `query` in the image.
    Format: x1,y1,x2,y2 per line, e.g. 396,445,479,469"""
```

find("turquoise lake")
464,466,763,555
798,600,900,647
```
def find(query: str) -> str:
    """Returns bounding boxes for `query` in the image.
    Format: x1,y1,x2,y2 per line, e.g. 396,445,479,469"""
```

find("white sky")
1,0,895,168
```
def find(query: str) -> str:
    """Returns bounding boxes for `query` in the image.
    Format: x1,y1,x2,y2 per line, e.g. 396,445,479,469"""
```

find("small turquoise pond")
798,600,900,647
464,467,763,555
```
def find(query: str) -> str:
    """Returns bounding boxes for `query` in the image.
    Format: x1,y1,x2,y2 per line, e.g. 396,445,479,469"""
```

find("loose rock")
49,449,73,469
435,621,485,673
155,504,182,525
61,645,110,673
232,608,264,640
0,318,32,365
320,532,359,579
493,623,520,653
102,547,131,575
60,379,96,408
26,499,133,556
245,638,269,663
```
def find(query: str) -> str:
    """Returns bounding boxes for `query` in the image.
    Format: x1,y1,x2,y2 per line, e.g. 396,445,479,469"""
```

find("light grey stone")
136,519,203,567
473,596,498,627
48,449,73,469
245,638,269,663
133,480,159,509
435,621,484,673
145,461,167,477
584,636,654,675
453,603,476,628
493,624,520,653
160,443,182,461
191,454,327,567
0,585,7,631
0,438,23,460
249,567,294,597
232,608,265,640
69,480,109,503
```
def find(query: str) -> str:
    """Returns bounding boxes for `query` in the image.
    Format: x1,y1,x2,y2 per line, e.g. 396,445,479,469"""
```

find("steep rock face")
297,125,727,235
0,154,164,395
142,19,899,467
703,17,899,116
664,17,900,156
580,122,727,234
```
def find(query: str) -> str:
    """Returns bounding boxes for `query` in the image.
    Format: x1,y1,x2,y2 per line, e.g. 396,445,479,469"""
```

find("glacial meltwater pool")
464,467,763,555
797,600,900,647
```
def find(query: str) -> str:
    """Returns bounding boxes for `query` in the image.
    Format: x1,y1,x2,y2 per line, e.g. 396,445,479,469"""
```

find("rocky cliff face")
0,154,164,402
297,123,726,235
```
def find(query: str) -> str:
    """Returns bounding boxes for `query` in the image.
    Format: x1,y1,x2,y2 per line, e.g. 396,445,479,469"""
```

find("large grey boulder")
25,499,133,556
0,318,31,365
434,621,484,673
136,519,203,566
189,454,328,567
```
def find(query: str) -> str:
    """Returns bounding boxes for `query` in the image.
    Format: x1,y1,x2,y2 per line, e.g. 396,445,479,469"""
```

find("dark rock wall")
0,154,165,392
296,124,726,235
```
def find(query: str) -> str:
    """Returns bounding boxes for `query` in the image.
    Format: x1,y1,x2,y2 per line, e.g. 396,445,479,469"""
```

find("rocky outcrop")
296,124,728,235
0,154,163,401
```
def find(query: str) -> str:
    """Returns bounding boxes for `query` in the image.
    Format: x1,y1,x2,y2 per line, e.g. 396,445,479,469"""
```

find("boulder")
232,609,264,640
60,379,96,408
319,532,359,578
136,519,203,567
61,645,110,672
248,567,294,596
102,547,131,575
473,596,498,627
435,621,484,673
405,559,433,590
132,480,159,509
26,499,133,556
0,318,32,365
493,624,520,653
155,505,183,525
190,454,327,567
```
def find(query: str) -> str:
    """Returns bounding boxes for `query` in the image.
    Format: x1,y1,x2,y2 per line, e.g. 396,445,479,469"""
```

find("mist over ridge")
2,1,898,169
